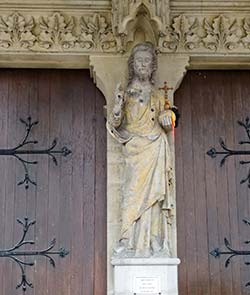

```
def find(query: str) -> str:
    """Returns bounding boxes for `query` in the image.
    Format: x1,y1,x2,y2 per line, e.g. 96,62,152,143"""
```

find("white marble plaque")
133,277,161,294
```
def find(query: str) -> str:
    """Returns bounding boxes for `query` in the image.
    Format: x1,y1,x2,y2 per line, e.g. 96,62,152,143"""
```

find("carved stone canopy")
112,0,170,52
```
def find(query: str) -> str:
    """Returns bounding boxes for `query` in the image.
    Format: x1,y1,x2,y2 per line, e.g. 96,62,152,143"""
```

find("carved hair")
127,42,157,86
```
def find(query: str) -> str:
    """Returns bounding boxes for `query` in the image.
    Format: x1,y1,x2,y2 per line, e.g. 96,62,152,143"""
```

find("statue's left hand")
158,110,174,131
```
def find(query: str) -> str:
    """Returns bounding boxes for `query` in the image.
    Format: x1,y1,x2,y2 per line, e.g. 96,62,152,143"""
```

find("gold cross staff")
159,81,173,110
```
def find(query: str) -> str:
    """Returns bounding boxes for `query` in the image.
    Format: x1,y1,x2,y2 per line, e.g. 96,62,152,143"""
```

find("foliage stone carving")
160,15,201,51
38,12,77,50
0,13,36,49
203,16,242,51
242,18,250,49
1,11,250,54
79,14,116,51
158,14,249,53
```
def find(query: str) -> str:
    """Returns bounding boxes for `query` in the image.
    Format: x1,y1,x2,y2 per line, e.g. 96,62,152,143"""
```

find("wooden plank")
94,86,107,295
203,71,221,295
57,70,73,295
69,70,85,295
20,70,37,294
82,70,96,295
47,70,65,294
179,71,198,295
190,71,210,295
175,73,187,295
4,70,19,295
226,71,242,295
33,70,50,295
0,70,9,295
214,71,233,295
234,71,250,293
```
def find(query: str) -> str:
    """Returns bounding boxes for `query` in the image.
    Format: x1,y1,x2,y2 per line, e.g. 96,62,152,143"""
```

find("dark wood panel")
175,70,250,295
94,87,107,295
0,69,107,295
34,72,51,295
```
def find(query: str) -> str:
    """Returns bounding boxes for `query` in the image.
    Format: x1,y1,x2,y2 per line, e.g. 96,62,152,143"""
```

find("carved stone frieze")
158,14,250,53
0,12,36,49
1,10,250,55
0,11,117,52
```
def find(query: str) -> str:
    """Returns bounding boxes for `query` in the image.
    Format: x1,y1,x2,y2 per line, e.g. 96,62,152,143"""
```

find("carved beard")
134,68,152,82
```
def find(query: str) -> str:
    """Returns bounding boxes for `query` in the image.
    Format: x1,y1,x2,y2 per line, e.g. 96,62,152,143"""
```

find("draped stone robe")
107,89,173,257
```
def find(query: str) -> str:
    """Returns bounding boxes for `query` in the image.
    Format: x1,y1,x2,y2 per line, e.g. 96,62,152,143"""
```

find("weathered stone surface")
112,257,180,295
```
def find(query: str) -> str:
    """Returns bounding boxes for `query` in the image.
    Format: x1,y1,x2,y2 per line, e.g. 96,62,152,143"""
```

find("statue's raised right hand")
113,83,125,117
115,83,125,104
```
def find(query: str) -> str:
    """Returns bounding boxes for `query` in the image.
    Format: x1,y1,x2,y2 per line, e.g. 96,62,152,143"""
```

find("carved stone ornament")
79,14,117,51
0,13,36,49
0,9,250,55
0,11,117,52
112,0,170,52
158,14,250,53
38,12,76,50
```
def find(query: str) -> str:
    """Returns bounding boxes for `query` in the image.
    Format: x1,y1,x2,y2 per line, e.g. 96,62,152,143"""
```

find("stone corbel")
157,54,190,103
90,54,190,108
89,56,127,108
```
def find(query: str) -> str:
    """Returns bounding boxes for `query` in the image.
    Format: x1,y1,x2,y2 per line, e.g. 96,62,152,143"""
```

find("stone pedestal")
111,257,180,295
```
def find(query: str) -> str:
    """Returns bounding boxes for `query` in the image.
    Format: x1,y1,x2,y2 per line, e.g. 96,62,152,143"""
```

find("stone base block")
111,257,181,295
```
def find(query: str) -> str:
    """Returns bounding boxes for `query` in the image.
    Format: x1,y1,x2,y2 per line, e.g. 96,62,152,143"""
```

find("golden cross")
159,81,173,110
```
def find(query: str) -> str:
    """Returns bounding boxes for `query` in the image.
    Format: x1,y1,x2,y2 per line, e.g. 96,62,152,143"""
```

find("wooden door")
0,69,106,295
175,70,250,295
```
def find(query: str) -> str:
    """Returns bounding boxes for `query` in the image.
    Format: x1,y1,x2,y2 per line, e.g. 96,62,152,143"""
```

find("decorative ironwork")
0,116,71,189
207,117,250,187
0,217,69,293
210,218,250,287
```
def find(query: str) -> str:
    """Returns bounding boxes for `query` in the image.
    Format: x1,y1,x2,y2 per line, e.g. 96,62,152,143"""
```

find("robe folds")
107,90,173,256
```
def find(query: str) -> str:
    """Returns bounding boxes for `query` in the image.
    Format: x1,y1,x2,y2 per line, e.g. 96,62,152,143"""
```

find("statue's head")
128,42,157,86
